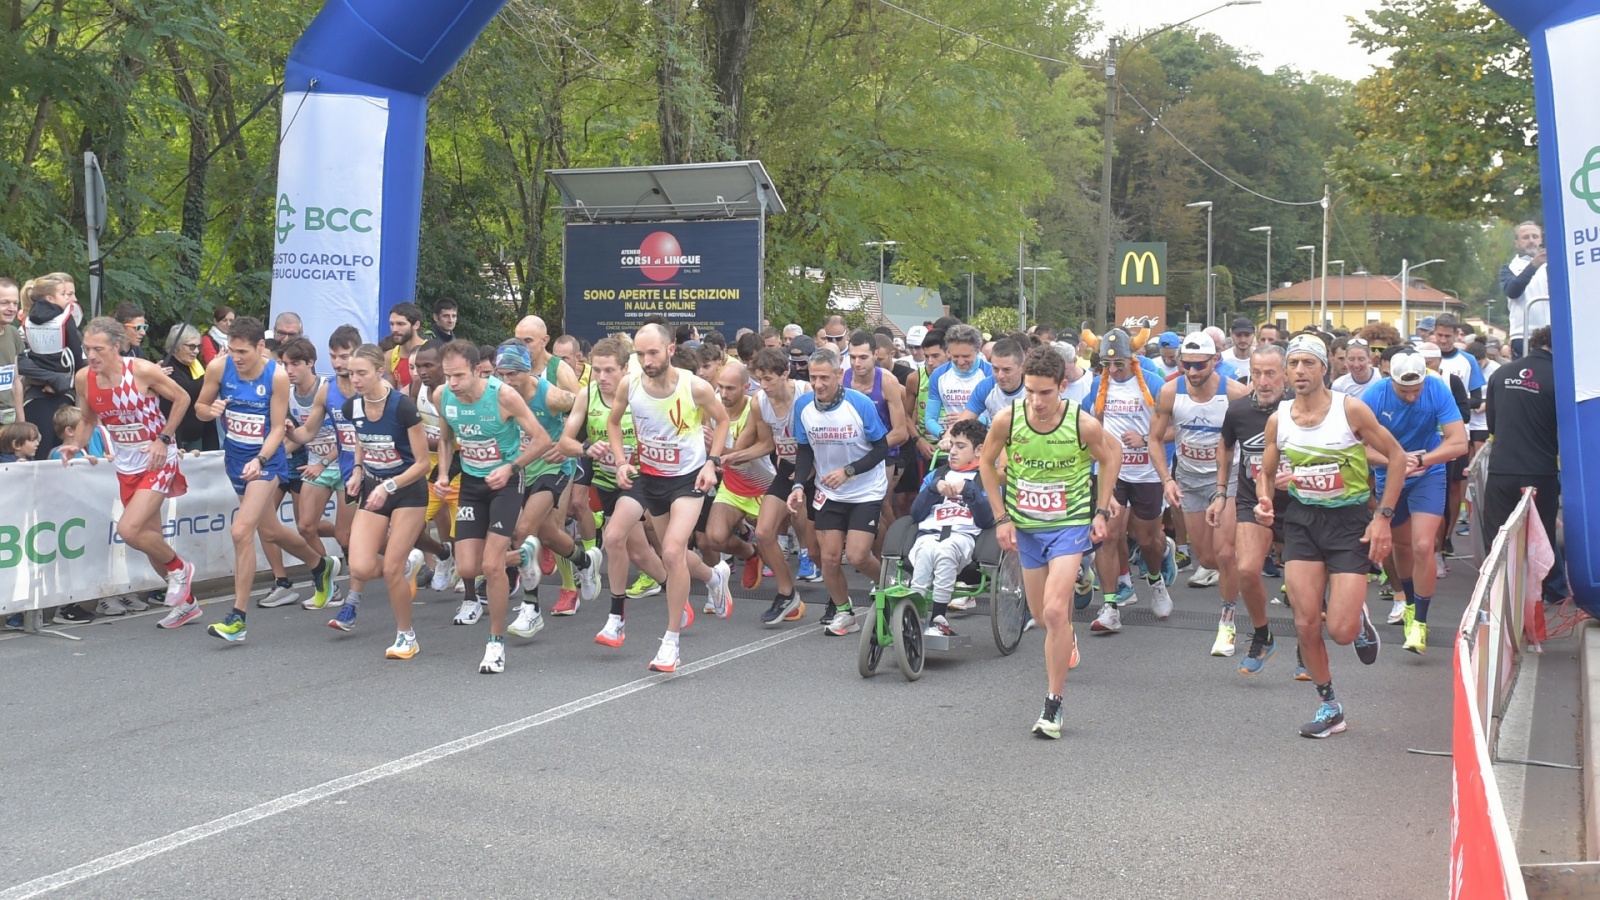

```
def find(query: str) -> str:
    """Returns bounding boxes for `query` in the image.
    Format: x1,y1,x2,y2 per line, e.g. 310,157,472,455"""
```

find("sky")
1093,0,1391,83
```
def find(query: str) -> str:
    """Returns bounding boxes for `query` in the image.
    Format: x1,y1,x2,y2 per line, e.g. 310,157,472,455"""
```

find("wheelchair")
857,516,1029,681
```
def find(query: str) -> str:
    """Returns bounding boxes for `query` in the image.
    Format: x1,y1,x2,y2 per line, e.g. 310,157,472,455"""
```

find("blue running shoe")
1160,537,1178,587
1299,701,1347,738
1129,536,1150,580
797,549,821,582
1115,583,1135,606
1239,632,1276,675
1293,646,1311,681
1261,555,1282,578
329,603,357,632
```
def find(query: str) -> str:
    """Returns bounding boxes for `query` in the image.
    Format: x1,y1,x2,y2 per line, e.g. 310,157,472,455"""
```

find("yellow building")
1241,274,1466,335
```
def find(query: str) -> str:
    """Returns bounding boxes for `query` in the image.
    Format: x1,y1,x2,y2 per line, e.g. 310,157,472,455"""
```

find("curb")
1583,619,1600,861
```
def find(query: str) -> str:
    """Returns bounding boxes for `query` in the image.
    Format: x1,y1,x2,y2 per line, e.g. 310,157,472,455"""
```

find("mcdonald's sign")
1115,242,1167,296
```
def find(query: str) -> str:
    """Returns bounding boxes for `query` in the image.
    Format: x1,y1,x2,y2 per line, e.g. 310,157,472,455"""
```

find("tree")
970,305,1024,336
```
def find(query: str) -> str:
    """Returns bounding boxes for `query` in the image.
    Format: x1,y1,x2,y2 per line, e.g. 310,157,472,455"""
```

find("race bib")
1180,443,1218,463
0,364,12,389
336,422,359,454
1015,478,1068,520
225,410,266,446
812,487,827,510
106,423,149,446
423,422,441,444
360,436,402,469
1245,454,1263,482
639,438,681,469
935,503,974,523
1121,448,1150,467
460,438,503,467
775,437,798,462
309,430,339,461
1291,462,1346,501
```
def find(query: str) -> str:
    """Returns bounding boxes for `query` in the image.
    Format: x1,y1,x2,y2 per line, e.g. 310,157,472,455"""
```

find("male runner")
1148,332,1249,655
1360,350,1467,654
386,302,427,390
432,340,554,674
980,346,1119,739
60,318,197,628
747,347,813,625
410,341,459,591
278,338,350,608
898,329,947,517
1331,337,1379,398
922,324,992,450
196,317,340,642
786,346,892,635
1256,335,1407,737
609,324,731,672
958,337,1025,424
703,360,776,592
1430,315,1484,561
846,330,909,540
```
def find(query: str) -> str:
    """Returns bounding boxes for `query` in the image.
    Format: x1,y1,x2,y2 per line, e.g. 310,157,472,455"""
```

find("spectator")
1484,326,1567,602
386,302,426,389
200,305,233,364
45,405,110,461
0,420,40,463
17,272,86,458
1258,323,1282,344
1499,221,1547,358
272,311,304,344
759,326,782,349
781,323,803,345
112,302,148,359
0,277,21,425
160,323,217,451
430,298,458,343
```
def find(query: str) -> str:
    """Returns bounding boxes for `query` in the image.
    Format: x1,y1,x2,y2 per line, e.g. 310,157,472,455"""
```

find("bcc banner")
1115,242,1167,296
564,220,762,345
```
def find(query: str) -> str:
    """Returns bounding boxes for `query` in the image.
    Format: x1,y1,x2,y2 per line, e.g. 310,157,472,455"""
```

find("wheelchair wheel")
991,549,1027,656
858,605,884,677
891,597,925,681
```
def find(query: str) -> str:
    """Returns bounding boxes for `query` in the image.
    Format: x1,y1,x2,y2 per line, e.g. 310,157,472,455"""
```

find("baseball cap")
1417,340,1442,360
1180,332,1217,356
787,335,815,357
1230,316,1256,334
1391,351,1427,386
494,341,532,372
1158,331,1182,349
905,325,928,346
1418,315,1437,333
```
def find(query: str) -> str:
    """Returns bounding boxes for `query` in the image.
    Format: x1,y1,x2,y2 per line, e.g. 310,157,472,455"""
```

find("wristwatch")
708,455,723,468
1378,506,1395,519
382,478,399,494
157,433,173,445
843,465,857,477
1095,508,1112,519
255,455,269,468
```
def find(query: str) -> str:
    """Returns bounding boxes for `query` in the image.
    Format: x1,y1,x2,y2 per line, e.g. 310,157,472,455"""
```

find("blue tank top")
325,376,358,480
221,356,285,469
864,367,899,458
346,389,421,478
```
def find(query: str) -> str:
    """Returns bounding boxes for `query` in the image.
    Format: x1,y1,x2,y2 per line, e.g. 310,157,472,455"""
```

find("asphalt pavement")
0,552,1467,899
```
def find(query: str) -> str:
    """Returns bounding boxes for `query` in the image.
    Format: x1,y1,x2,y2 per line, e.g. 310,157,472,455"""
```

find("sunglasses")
1180,359,1210,371
1347,337,1369,348
822,333,848,343
132,324,149,333
182,342,202,351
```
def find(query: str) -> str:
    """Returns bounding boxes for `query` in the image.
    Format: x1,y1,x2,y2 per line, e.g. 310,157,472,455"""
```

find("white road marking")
0,626,813,900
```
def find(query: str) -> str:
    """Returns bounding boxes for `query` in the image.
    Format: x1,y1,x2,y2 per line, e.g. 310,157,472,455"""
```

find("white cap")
1391,352,1428,386
1417,341,1442,360
906,325,928,346
1180,332,1217,356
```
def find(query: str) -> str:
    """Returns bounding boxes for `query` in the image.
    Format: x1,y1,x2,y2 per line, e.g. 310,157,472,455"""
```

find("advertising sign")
563,219,762,344
1547,17,1600,401
1115,242,1167,296
270,91,388,368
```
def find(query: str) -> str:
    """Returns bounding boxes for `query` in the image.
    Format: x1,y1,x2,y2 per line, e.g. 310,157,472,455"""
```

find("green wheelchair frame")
857,516,1028,681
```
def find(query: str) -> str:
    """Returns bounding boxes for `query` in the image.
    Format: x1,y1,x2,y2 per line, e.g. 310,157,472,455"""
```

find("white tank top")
1100,375,1158,483
1172,379,1230,477
628,367,707,477
757,380,811,464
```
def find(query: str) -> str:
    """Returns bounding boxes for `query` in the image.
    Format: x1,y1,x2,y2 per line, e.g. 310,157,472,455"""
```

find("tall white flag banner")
1547,17,1600,402
270,91,388,367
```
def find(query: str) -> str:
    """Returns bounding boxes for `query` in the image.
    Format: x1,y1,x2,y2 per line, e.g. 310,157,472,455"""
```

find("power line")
871,0,1099,70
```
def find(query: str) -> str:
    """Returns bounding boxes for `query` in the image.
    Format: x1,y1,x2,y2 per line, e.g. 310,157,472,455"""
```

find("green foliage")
970,305,1025,337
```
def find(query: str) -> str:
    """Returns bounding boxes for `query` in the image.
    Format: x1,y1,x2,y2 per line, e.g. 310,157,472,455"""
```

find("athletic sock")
1414,595,1431,623
1401,578,1416,602
582,538,597,553
931,601,949,620
345,590,363,609
505,565,519,588
1220,600,1236,625
438,544,451,561
558,558,576,590
662,629,680,646
465,578,480,603
1103,592,1118,607
564,545,589,568
274,577,292,590
1146,573,1161,585
1254,624,1271,642
609,594,627,617
1316,681,1336,704
1177,543,1190,557
311,558,327,580
166,556,187,572
488,634,504,644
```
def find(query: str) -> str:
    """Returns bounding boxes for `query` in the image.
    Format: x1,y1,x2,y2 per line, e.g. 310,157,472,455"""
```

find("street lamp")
1094,1,1263,330
1354,268,1369,323
954,255,975,321
1399,257,1444,336
863,240,898,284
1249,225,1272,326
1187,201,1214,326
1296,245,1316,331
1327,259,1345,329
1024,266,1053,323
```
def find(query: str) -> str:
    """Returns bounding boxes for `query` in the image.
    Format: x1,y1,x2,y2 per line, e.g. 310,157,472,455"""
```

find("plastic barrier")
0,452,338,614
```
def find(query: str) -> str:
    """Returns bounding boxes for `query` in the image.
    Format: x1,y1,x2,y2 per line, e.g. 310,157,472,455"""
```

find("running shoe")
5,613,22,630
552,589,580,616
577,547,604,603
825,605,860,636
508,603,545,639
947,596,976,612
1160,537,1178,587
595,614,626,647
157,600,201,630
649,639,680,673
453,598,483,626
96,596,129,617
1353,606,1380,665
762,593,801,626
479,640,506,674
1299,701,1347,739
164,560,196,607
1293,647,1311,681
1239,632,1276,675
1023,616,1038,633
304,556,343,609
1210,621,1236,657
386,631,419,660
1090,602,1121,633
627,573,662,599
762,565,775,578
329,603,357,632
538,544,556,576
742,554,762,590
1272,584,1287,606
1074,563,1097,611
518,537,543,593
258,583,300,609
122,593,151,612
1031,696,1064,740
432,551,456,592
1175,546,1192,571
1261,555,1282,578
207,610,247,642
1187,566,1219,588
1069,635,1080,669
404,550,424,600
1402,601,1416,631
53,605,92,624
1387,596,1407,625
925,615,956,637
1456,518,1471,536
797,549,821,582
1404,620,1429,655
707,560,733,619
1436,552,1448,579
783,600,806,622
680,603,695,631
1115,583,1136,606
1151,581,1173,620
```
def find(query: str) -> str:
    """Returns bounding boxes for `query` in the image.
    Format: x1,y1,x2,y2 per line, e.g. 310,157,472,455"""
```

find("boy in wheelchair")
907,419,997,636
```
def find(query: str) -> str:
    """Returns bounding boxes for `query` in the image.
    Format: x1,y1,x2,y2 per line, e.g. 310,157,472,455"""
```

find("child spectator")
46,405,111,461
0,420,41,463
907,418,996,636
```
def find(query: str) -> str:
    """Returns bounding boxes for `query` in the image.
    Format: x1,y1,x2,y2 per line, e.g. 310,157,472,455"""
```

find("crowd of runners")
3,270,1519,740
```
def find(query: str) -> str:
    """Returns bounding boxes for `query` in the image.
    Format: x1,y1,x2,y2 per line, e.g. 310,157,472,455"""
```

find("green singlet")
441,377,521,480
1003,399,1093,531
584,379,634,491
1275,396,1370,509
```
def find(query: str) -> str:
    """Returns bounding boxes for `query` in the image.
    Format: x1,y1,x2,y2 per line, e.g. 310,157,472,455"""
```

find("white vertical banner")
270,91,388,365
1546,17,1600,402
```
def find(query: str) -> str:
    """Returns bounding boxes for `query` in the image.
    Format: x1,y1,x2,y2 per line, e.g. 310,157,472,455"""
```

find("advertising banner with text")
563,219,762,345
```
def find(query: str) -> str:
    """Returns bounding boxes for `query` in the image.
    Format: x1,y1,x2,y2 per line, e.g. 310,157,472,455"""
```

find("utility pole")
1318,184,1331,329
1095,37,1118,332
1018,229,1026,330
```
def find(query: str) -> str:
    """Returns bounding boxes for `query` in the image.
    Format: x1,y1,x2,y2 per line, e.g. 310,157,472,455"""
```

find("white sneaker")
432,552,456,592
478,640,506,674
453,598,483,625
508,603,544,639
947,596,976,612
96,596,129,617
404,549,424,597
1090,602,1122,633
1187,566,1219,588
1151,581,1174,620
1387,597,1408,625
164,561,196,607
156,599,202,629
648,639,680,673
519,537,542,593
595,614,626,647
707,561,733,619
825,605,861,636
258,585,300,608
122,593,151,612
1211,621,1237,657
577,547,603,603
1436,552,1448,579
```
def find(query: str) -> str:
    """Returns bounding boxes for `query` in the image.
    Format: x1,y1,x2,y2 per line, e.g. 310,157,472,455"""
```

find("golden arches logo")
1119,251,1161,287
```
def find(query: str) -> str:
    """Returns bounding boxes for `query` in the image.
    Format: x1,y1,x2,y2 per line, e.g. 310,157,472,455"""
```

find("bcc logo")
276,193,374,245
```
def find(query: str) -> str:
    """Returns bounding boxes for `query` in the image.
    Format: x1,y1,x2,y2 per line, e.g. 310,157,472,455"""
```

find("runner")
845,330,909,545
196,316,340,643
958,337,1025,424
608,323,731,672
747,347,813,625
1082,326,1174,633
1359,350,1467,655
1255,334,1408,738
703,360,776,594
276,338,349,609
786,345,891,636
410,341,459,592
922,324,992,454
333,344,432,659
432,340,555,674
979,346,1120,739
1147,333,1250,656
897,329,947,519
307,325,366,611
1211,343,1291,675
1330,337,1379,398
58,318,198,628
